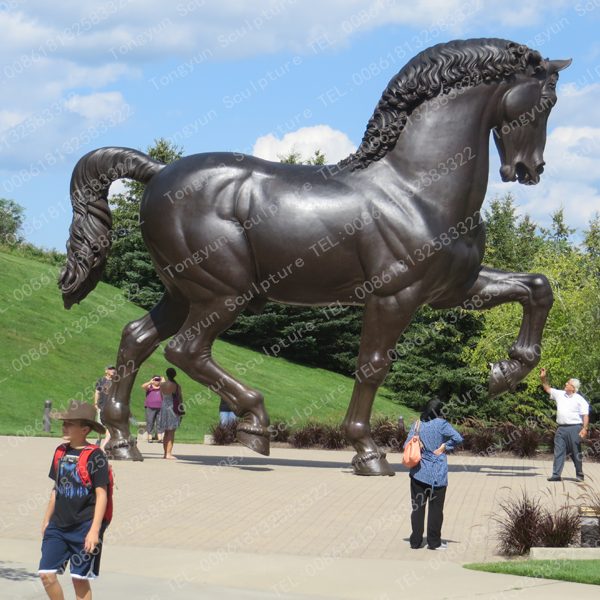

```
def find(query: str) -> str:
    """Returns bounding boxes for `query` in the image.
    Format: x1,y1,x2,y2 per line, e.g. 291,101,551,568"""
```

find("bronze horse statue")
59,38,570,474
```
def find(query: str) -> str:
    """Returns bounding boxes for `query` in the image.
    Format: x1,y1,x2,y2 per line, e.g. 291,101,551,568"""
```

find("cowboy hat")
50,400,106,434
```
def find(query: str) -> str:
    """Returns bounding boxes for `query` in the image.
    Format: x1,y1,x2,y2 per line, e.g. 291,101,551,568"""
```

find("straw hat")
50,400,106,434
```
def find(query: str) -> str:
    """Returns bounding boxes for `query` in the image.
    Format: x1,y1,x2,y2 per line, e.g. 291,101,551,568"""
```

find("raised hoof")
488,358,521,399
105,437,144,461
236,429,270,457
352,453,395,476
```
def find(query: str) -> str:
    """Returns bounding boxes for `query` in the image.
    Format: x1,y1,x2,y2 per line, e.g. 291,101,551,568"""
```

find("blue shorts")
39,520,105,580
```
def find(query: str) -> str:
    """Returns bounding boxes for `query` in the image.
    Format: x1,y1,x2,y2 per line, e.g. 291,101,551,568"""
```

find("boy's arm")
42,489,56,537
84,485,108,553
93,389,100,412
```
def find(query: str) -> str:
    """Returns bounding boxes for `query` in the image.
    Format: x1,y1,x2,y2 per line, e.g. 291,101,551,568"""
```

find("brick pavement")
1,435,599,599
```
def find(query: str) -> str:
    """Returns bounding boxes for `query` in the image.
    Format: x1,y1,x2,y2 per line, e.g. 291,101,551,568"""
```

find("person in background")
158,368,182,460
219,397,237,424
141,375,165,443
540,368,589,482
94,366,116,450
404,398,463,551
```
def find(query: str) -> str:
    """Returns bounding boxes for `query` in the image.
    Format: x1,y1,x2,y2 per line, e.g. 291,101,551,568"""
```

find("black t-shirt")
95,377,113,411
49,445,111,528
219,398,231,412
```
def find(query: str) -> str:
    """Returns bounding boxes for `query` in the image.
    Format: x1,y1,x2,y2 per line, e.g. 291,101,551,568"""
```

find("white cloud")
253,125,356,163
69,92,127,122
0,0,575,66
0,110,30,133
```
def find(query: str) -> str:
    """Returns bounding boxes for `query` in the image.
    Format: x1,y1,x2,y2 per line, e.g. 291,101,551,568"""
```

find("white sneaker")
428,543,447,551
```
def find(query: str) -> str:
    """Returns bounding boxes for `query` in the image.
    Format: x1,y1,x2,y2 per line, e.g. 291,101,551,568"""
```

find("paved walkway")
1,436,599,599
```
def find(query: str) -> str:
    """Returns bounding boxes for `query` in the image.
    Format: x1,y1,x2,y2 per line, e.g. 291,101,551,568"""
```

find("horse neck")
379,82,501,221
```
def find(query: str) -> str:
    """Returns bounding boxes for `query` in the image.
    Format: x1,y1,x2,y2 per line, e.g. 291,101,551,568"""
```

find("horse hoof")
351,452,395,476
105,438,144,461
236,427,270,456
489,359,520,399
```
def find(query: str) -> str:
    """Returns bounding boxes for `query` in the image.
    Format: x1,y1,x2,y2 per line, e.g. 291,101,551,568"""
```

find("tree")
277,148,326,165
466,228,600,423
0,198,25,243
482,193,543,272
386,305,485,416
102,139,183,309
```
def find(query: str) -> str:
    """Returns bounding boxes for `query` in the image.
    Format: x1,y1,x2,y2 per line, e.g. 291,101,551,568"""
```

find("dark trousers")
410,477,447,549
552,425,584,478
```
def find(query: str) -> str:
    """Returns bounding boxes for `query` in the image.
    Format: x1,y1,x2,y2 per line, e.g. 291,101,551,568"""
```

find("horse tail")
59,147,165,309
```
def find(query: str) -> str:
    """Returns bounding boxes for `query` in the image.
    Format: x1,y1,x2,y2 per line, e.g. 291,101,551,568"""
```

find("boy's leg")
40,573,65,600
66,521,105,591
39,522,70,599
72,578,91,600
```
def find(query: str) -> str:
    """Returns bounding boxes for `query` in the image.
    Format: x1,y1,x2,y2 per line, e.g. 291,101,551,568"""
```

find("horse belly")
247,229,365,305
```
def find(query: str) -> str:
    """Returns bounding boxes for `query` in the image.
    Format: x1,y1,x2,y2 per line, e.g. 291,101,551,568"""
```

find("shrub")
290,425,318,448
493,490,545,556
582,427,600,462
210,420,237,445
511,428,541,458
537,508,580,548
471,429,497,455
371,416,397,448
321,424,348,450
270,419,291,443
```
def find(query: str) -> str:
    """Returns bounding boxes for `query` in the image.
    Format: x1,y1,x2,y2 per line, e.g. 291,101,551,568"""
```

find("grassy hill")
0,252,417,441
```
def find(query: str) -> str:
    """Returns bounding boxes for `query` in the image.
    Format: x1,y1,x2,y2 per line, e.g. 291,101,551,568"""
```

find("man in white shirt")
540,368,589,482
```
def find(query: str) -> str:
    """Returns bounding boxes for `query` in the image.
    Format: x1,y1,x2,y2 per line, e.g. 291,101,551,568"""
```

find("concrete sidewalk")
1,436,598,599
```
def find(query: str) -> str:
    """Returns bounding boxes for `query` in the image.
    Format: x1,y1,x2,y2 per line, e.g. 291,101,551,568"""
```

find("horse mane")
339,38,545,171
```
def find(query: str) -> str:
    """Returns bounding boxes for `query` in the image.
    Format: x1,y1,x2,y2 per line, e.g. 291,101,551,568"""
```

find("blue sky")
1,0,599,250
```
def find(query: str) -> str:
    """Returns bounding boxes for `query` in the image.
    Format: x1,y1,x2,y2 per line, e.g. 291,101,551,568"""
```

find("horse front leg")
342,292,418,476
430,266,553,399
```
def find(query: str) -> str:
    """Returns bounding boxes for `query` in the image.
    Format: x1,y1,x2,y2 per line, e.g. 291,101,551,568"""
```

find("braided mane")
340,38,545,171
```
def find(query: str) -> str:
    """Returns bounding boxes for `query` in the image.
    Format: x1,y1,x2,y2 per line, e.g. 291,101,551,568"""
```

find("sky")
0,0,599,251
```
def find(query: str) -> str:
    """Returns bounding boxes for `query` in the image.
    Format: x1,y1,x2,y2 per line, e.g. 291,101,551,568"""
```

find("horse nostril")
534,161,545,174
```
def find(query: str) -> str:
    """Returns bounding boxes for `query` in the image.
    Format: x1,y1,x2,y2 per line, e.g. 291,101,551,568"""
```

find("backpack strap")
77,445,100,490
52,443,69,475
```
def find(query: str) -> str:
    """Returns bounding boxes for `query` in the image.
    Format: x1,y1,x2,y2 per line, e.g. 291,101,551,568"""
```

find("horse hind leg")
104,291,190,461
164,299,271,456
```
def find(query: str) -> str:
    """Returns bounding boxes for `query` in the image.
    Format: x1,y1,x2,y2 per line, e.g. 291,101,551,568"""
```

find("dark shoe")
547,476,562,482
576,474,585,482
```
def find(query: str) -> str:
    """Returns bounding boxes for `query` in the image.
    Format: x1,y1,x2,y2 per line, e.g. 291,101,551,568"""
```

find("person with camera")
141,375,165,444
159,368,184,460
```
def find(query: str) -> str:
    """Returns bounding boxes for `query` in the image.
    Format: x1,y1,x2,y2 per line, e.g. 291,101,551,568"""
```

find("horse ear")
547,59,572,73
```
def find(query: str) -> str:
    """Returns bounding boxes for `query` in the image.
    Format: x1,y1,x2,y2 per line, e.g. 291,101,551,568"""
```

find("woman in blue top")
404,398,463,550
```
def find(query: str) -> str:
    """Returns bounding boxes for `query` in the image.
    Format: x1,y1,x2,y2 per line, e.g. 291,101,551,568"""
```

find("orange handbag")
402,420,423,467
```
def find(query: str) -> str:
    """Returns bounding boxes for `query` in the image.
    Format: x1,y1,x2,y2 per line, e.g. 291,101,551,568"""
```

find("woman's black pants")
409,477,447,549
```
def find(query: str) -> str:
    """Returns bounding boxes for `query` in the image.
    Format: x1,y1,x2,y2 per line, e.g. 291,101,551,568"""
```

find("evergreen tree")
103,139,183,309
483,193,542,272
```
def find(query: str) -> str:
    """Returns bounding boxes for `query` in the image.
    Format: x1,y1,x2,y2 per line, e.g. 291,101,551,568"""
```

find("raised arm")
540,368,551,395
141,380,153,391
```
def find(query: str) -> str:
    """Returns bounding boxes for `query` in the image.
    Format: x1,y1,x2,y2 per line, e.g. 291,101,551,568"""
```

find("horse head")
494,58,571,186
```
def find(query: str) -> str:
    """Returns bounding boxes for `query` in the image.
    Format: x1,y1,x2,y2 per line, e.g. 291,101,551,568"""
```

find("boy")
39,401,111,600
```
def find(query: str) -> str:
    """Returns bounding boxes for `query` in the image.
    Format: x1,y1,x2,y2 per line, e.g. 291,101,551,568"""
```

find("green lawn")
0,252,418,441
464,560,600,586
